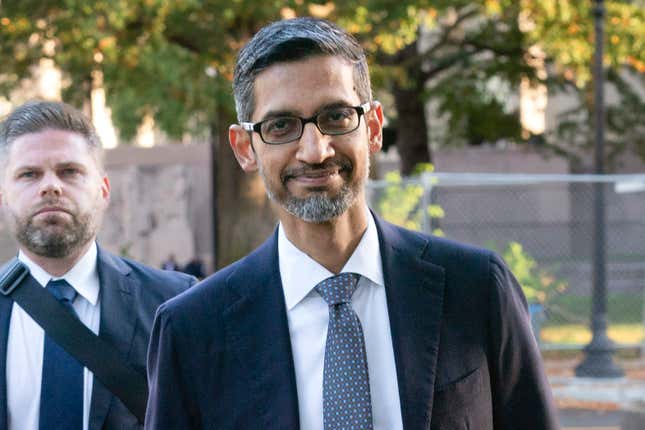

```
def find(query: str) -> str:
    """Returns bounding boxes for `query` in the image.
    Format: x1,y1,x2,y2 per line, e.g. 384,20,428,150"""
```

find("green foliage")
348,1,532,148
523,0,644,87
377,163,444,235
522,0,645,168
0,0,285,139
433,78,522,146
0,0,537,147
550,67,645,170
501,241,567,304
0,0,641,160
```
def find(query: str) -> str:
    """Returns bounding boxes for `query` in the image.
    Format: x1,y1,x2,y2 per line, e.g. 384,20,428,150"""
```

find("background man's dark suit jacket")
0,247,195,430
146,216,559,429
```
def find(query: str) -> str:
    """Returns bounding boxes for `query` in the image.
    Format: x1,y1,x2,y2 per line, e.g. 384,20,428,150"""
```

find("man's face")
230,55,383,223
0,129,110,258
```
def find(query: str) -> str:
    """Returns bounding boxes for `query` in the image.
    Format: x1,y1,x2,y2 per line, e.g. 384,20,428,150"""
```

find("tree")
522,0,644,172
0,0,287,266
0,1,547,168
326,0,643,173
0,0,528,262
1,0,641,264
320,0,533,174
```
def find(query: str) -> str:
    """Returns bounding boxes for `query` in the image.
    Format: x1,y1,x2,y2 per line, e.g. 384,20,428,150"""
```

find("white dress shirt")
279,212,404,430
7,242,101,430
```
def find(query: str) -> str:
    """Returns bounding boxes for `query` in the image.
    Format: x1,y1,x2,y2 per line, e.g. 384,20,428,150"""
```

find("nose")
39,172,63,197
296,123,335,165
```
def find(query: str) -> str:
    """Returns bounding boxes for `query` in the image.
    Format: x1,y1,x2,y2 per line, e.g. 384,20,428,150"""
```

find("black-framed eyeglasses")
241,102,372,145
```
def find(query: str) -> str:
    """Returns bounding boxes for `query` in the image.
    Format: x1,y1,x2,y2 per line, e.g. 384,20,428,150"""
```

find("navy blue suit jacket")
146,216,558,429
0,247,195,430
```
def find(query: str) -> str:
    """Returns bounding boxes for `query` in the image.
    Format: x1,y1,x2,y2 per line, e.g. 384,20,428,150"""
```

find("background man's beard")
12,212,99,258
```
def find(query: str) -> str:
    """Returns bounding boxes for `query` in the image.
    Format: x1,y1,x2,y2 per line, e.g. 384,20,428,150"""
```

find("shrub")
502,241,568,304
377,163,444,235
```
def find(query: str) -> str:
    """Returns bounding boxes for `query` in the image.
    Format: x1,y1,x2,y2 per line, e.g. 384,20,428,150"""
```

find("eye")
319,107,355,128
262,117,298,136
17,170,38,179
59,167,81,177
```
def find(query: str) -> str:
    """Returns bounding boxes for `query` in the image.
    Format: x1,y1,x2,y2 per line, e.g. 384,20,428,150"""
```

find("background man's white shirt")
279,212,404,430
7,243,101,430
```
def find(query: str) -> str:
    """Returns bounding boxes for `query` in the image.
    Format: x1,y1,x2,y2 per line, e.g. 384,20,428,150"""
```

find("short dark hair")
0,100,103,169
233,17,372,122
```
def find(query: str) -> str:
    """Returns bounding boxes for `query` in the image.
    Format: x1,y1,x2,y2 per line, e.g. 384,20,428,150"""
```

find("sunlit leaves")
522,0,643,87
1,0,640,147
502,241,568,305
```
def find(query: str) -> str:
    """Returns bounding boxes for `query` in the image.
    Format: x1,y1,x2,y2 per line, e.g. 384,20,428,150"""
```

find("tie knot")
46,279,77,304
315,273,361,306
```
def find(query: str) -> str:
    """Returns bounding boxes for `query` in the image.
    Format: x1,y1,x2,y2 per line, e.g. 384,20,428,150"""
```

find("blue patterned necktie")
315,273,373,430
39,279,83,430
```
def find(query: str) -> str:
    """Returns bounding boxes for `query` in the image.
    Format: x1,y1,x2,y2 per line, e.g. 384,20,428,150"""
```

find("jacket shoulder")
124,256,195,284
99,249,196,298
375,217,510,293
376,216,496,264
157,235,276,321
427,234,495,264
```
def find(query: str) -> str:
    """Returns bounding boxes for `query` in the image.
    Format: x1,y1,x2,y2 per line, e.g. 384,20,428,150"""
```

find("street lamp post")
574,0,624,378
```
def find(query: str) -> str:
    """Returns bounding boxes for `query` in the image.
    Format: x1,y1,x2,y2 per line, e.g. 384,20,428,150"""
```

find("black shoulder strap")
0,258,147,423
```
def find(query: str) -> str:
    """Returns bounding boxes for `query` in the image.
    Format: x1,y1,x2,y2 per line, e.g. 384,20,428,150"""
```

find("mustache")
30,199,73,217
281,159,353,183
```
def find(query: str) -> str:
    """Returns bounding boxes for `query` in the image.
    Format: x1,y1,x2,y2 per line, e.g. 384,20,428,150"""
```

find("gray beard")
257,151,369,223
259,166,358,223
11,211,98,259
275,185,356,223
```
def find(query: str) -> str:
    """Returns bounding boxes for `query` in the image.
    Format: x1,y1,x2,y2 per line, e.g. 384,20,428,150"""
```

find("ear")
101,175,110,201
229,125,259,172
366,101,384,155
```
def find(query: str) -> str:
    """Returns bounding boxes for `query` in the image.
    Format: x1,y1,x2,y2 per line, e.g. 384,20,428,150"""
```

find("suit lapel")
223,231,300,429
88,248,136,430
0,295,12,430
375,217,446,430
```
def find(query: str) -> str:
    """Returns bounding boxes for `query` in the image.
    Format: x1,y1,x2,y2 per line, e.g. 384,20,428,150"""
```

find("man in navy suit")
146,18,558,429
0,101,195,429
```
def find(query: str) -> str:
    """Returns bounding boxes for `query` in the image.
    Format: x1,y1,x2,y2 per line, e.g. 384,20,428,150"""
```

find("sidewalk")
545,358,645,429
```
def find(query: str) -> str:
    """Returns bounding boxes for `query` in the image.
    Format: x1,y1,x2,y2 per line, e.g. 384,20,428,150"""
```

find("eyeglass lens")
260,106,360,144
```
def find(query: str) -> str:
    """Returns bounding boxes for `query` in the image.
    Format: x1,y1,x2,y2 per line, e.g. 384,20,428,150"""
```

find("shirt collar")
279,211,384,311
18,242,100,305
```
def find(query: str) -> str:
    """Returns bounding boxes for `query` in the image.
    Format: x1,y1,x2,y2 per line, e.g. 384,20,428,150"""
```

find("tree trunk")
392,59,431,176
214,110,278,268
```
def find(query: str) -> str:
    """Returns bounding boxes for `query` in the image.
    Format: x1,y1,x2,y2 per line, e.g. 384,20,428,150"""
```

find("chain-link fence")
367,173,645,352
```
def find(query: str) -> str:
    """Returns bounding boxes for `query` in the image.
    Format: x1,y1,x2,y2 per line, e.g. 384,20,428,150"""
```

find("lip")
34,207,70,216
289,169,340,186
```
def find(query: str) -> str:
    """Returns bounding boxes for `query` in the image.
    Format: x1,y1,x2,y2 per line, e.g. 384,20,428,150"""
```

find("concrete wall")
100,143,213,271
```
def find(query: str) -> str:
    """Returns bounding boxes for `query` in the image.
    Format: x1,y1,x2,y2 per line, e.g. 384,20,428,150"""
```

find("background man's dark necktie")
39,279,83,430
